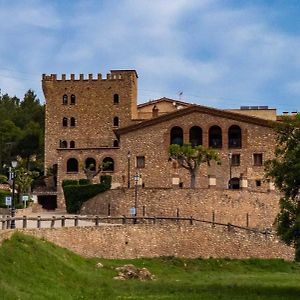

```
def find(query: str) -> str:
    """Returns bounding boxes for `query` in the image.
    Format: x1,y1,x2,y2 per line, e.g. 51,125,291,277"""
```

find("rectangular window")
136,156,145,168
253,153,263,166
256,180,262,187
231,154,240,166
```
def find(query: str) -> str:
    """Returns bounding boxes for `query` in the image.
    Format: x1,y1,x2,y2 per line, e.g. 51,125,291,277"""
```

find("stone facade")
0,225,294,260
42,69,278,209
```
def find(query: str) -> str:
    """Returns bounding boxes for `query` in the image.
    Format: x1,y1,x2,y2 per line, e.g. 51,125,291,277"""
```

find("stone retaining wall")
0,224,294,260
81,188,280,229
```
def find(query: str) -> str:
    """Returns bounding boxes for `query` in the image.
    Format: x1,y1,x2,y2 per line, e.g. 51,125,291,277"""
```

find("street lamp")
127,151,131,188
10,160,17,229
134,173,140,221
228,153,232,189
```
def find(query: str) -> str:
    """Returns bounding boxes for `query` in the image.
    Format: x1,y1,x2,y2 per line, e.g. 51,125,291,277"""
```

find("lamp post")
134,173,139,222
127,151,131,188
228,152,232,189
10,160,17,229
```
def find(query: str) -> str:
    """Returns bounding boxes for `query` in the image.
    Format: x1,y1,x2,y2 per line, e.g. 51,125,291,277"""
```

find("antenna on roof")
178,91,183,100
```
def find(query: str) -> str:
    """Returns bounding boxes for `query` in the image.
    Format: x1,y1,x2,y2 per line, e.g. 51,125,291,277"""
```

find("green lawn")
0,232,299,299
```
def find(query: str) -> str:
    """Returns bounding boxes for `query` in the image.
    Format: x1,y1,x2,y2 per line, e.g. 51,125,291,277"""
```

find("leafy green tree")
169,144,220,188
265,114,300,261
15,167,39,197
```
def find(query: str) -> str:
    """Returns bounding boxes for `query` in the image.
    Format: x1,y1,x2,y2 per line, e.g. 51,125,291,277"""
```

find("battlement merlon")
42,70,138,81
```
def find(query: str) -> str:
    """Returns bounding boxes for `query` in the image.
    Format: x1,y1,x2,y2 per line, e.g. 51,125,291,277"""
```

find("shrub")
63,183,110,213
79,179,90,185
0,175,8,184
100,175,112,189
0,190,12,207
62,180,78,187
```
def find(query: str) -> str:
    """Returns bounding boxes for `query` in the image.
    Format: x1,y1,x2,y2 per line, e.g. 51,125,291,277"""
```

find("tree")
168,143,220,188
265,114,300,261
82,161,112,184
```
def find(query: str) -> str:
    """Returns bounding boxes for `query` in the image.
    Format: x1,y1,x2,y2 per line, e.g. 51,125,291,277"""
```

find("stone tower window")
102,157,114,172
67,158,79,173
60,140,67,148
209,125,222,148
170,126,183,145
228,125,242,148
70,94,76,105
113,116,119,127
62,117,68,127
136,156,145,168
70,117,76,127
63,94,68,105
113,140,119,147
85,157,96,171
253,153,263,166
189,126,202,146
70,141,75,148
231,154,240,166
113,94,119,104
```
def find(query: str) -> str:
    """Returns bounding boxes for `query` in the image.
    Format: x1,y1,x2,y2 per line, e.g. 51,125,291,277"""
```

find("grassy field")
0,233,299,300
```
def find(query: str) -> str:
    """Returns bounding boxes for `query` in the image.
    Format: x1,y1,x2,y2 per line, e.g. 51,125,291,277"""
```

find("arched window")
70,141,75,148
113,94,119,104
189,126,202,146
113,116,119,127
229,177,240,189
60,140,67,148
102,157,114,172
209,125,222,148
85,157,96,171
113,140,119,147
62,117,68,127
170,126,183,145
70,117,76,127
70,94,76,105
67,158,78,172
228,125,242,148
63,94,68,105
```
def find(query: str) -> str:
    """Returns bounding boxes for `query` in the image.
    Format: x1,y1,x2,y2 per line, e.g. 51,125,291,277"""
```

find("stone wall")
0,224,294,260
81,188,280,229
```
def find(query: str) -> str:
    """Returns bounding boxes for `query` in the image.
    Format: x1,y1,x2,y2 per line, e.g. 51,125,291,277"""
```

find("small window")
60,140,67,148
67,158,78,172
231,154,240,166
63,94,68,105
136,156,145,168
62,117,68,127
253,153,263,166
102,157,114,172
113,140,119,147
113,94,119,104
70,141,75,148
113,116,119,127
70,117,76,127
256,180,262,187
70,94,76,105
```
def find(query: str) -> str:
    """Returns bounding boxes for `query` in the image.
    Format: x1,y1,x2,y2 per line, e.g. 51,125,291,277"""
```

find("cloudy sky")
0,0,300,113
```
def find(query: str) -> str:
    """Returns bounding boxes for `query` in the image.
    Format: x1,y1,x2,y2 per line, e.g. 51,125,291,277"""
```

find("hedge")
63,178,111,213
62,180,78,187
100,175,112,187
79,178,90,185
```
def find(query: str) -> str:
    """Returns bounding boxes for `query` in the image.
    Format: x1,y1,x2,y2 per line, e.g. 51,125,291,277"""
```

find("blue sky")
0,0,300,113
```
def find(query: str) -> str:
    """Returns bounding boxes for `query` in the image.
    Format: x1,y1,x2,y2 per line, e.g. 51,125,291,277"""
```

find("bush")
0,190,12,207
79,179,90,185
100,175,112,189
62,180,78,187
0,175,8,184
63,183,110,213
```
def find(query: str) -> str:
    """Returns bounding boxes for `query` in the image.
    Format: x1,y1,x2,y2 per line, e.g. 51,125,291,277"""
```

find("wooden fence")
0,215,273,236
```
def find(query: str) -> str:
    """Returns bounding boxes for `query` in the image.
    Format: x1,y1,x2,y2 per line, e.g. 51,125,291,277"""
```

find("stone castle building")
42,70,280,209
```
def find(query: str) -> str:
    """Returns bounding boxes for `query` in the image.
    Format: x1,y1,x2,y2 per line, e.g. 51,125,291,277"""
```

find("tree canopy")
0,89,44,175
169,143,220,188
265,114,300,261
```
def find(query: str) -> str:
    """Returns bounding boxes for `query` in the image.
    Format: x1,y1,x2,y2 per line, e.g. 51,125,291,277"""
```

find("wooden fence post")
37,216,41,229
227,223,232,232
22,216,27,229
95,216,99,226
61,216,65,227
190,216,193,225
122,215,126,224
51,216,56,228
246,213,249,227
74,216,78,227
142,206,146,216
212,210,215,228
108,203,111,216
